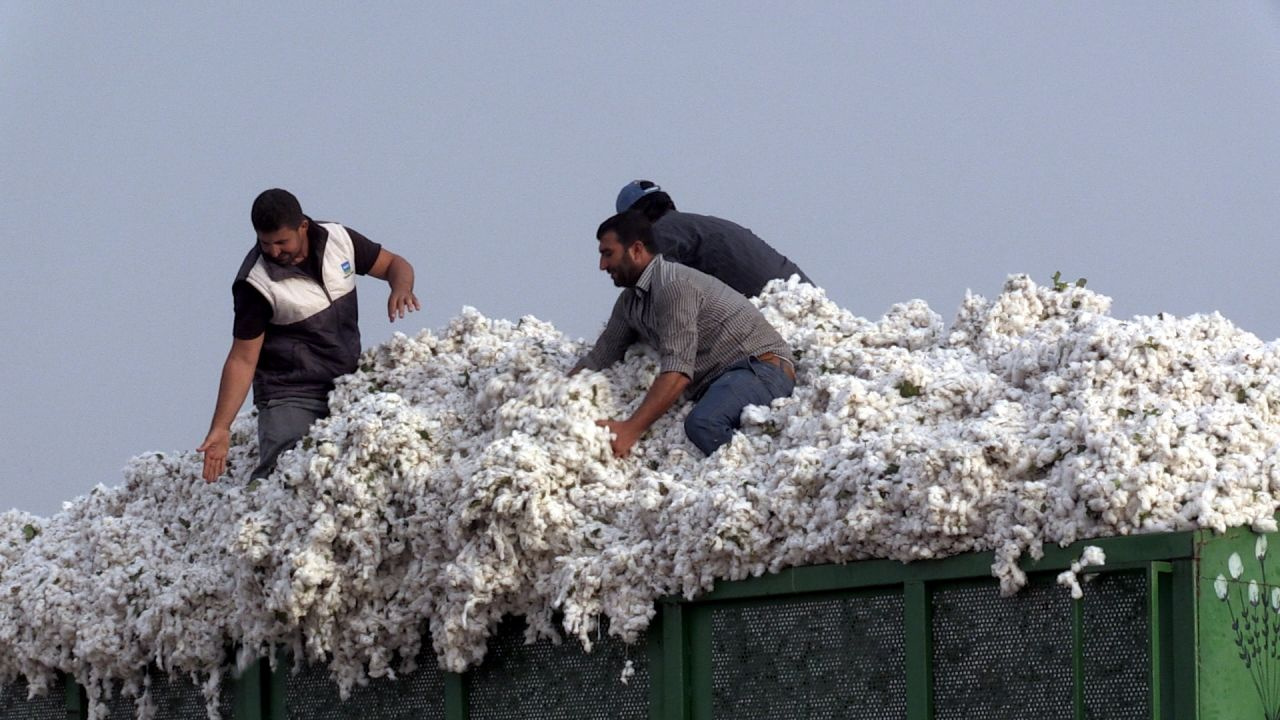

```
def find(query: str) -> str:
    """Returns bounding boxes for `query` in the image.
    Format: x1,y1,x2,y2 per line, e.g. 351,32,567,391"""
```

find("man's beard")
611,259,640,287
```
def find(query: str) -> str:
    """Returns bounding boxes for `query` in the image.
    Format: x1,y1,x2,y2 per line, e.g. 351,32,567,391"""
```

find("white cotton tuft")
4,278,1280,716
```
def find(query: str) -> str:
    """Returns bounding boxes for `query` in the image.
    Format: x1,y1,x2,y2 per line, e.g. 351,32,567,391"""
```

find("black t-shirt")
232,222,382,339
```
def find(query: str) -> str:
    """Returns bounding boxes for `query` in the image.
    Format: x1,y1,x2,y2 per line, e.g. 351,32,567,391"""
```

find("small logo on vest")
341,260,353,277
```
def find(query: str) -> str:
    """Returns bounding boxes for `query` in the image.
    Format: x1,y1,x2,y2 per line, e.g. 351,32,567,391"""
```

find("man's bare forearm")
208,354,256,432
200,336,262,481
597,371,691,457
387,255,415,294
627,371,690,432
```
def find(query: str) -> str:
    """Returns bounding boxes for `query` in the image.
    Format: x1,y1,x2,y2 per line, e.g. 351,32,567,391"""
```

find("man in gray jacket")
573,210,796,458
615,180,812,297
198,188,420,482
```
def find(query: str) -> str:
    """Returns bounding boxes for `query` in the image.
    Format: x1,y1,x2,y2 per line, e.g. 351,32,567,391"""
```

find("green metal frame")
904,580,933,720
230,659,264,720
1188,524,1280,720
443,671,467,720
1071,585,1085,719
662,532,1197,720
1170,557,1198,720
66,677,86,719
659,601,688,720
31,528,1217,719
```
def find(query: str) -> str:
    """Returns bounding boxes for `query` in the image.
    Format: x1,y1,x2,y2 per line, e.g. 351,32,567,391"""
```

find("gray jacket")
651,211,812,297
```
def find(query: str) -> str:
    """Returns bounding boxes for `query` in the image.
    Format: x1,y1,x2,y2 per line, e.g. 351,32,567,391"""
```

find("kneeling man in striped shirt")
572,210,796,457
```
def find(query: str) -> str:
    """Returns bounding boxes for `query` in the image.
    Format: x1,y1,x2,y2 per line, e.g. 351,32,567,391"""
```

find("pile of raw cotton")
2,274,1280,719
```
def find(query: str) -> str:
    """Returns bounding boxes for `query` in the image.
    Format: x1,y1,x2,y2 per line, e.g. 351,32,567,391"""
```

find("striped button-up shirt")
579,255,792,398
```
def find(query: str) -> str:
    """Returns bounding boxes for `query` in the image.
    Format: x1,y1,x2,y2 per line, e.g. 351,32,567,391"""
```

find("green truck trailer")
3,524,1276,720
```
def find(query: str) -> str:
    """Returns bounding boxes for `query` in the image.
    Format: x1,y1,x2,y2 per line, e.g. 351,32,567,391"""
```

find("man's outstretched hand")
388,288,421,322
597,419,641,458
369,249,420,322
594,372,688,459
197,428,229,482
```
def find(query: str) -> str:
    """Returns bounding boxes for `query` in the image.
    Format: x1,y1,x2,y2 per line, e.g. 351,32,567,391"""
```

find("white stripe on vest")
243,223,358,326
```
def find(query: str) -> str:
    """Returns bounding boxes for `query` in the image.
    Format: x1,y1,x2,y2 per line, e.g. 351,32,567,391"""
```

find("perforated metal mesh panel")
468,616,650,720
932,579,1074,719
106,672,234,720
283,656,445,720
1082,571,1150,719
709,591,908,719
0,677,67,720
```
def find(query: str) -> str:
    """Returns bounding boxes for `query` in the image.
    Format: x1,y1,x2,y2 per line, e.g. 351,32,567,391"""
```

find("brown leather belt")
755,352,797,381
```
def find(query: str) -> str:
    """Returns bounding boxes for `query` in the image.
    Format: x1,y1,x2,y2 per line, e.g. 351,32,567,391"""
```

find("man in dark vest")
614,180,812,297
198,188,420,482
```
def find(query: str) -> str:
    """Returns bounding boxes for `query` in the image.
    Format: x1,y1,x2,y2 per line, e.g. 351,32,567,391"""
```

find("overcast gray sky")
3,2,1279,516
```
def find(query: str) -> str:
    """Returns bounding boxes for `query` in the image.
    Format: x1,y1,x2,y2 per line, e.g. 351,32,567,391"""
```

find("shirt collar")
632,254,661,295
305,216,327,245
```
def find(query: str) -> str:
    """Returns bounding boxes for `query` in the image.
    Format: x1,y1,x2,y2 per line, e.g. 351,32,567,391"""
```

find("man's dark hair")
251,188,305,233
629,180,677,223
597,210,656,253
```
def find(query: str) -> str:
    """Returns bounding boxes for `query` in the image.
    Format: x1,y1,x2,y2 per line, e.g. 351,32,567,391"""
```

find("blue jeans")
684,357,795,456
252,397,330,479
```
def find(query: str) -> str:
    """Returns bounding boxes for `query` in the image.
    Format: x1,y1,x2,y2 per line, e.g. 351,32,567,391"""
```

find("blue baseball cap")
616,180,663,213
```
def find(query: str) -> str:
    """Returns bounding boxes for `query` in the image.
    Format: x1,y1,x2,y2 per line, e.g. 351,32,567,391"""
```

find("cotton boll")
5,276,1280,717
1056,546,1106,601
